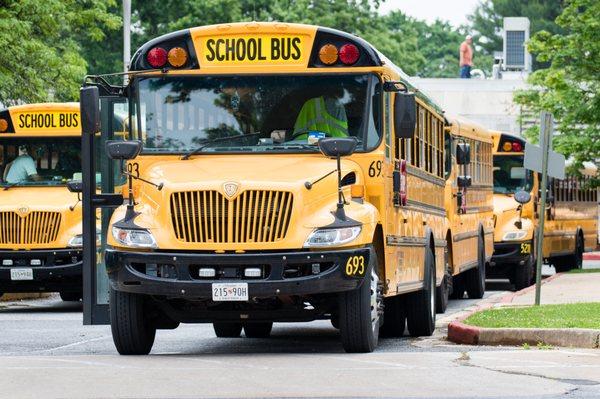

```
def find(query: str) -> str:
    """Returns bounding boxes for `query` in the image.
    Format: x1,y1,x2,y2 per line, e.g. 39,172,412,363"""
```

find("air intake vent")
170,190,293,243
0,211,62,245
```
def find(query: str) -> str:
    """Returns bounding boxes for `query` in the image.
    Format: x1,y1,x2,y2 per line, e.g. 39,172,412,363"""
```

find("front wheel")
465,235,486,299
213,322,243,338
513,255,534,291
110,288,156,355
59,291,82,302
339,262,381,353
243,322,273,338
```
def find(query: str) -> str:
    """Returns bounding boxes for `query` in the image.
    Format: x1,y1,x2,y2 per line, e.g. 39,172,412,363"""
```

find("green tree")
0,0,120,105
468,0,564,70
514,0,599,176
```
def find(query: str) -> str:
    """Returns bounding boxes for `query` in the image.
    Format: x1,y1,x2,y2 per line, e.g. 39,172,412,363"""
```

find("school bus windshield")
0,137,80,186
133,74,381,154
493,154,533,194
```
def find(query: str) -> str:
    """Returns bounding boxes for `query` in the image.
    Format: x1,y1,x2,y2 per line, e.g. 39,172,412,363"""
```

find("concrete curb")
583,252,600,261
447,272,600,348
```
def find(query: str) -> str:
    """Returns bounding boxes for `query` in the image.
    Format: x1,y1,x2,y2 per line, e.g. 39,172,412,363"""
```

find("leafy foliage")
514,0,599,175
0,0,120,105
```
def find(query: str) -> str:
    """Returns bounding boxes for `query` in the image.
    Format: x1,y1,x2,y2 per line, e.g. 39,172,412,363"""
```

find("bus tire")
110,288,156,355
465,235,486,299
59,291,82,302
449,274,465,299
339,258,381,353
514,255,534,291
406,245,436,337
213,322,243,338
243,322,273,338
379,295,406,337
554,233,584,272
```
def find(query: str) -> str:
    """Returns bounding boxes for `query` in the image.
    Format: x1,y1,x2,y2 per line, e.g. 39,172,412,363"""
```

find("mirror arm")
305,169,337,190
334,154,348,220
122,170,164,191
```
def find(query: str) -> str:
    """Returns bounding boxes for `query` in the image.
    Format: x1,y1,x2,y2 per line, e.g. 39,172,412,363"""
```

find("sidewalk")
508,272,600,306
448,259,600,348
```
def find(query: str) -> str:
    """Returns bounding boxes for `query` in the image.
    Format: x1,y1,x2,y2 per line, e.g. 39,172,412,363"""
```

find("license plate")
10,268,33,281
212,283,248,301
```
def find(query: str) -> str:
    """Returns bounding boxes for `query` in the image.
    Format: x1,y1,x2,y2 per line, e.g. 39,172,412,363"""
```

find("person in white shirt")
4,145,41,183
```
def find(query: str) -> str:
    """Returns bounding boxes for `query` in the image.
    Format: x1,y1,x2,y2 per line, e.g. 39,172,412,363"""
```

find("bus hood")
493,193,519,216
145,155,354,186
0,186,78,211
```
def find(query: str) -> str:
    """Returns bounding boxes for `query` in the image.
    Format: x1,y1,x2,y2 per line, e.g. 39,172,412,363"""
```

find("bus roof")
448,116,493,143
0,102,80,137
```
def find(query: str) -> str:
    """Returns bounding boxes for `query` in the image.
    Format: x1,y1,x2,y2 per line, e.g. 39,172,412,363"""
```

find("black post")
81,106,96,325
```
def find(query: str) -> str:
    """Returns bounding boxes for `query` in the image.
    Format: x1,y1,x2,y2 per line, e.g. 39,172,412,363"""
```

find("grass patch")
568,268,600,274
464,302,600,329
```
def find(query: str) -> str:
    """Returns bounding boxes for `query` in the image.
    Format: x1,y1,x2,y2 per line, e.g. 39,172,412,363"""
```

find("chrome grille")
0,211,62,245
170,190,293,243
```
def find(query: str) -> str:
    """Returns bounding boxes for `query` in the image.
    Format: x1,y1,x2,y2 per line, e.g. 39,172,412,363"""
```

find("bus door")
79,84,127,325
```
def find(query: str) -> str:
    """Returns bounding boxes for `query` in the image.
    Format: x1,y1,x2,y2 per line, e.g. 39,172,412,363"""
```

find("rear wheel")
554,234,584,272
339,258,381,353
465,235,486,299
243,322,273,338
110,288,156,355
59,291,82,302
406,245,436,337
379,295,406,337
213,322,243,338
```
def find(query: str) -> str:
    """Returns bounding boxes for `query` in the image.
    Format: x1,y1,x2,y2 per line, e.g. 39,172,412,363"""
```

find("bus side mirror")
80,86,100,135
456,143,471,165
318,137,357,158
67,180,83,193
514,190,531,204
394,92,416,139
106,140,142,160
457,175,472,188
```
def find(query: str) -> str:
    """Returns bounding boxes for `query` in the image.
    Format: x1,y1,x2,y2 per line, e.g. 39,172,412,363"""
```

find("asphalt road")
0,263,599,399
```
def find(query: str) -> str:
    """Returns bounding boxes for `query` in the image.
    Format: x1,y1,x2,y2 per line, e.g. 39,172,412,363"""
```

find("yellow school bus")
82,22,489,354
490,131,598,289
0,103,83,301
439,118,494,308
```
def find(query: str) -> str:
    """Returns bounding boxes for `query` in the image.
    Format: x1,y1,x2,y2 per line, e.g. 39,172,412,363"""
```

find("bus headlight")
112,227,157,248
304,226,361,247
502,230,528,241
68,234,83,248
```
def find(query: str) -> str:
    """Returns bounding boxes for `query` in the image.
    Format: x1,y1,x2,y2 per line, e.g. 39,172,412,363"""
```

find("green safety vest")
293,97,348,139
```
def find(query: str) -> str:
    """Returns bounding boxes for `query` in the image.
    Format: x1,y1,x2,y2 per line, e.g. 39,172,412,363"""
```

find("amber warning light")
318,43,359,66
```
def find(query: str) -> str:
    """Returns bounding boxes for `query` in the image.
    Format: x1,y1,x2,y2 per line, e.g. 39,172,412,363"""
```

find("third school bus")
80,22,492,354
490,131,598,289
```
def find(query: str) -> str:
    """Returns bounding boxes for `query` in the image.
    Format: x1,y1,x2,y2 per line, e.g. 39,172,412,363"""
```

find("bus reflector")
502,142,512,151
512,141,523,152
0,119,7,132
319,44,338,65
339,44,359,65
147,47,168,68
167,47,188,67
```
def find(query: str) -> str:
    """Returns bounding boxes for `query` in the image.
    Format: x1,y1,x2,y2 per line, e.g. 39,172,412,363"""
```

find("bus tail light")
147,47,168,68
167,47,188,67
318,44,338,65
339,44,360,65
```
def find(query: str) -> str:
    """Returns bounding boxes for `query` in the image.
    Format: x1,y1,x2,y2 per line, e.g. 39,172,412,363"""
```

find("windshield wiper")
181,132,263,160
2,182,19,191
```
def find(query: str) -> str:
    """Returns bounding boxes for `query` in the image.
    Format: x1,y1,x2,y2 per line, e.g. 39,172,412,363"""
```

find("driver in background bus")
292,86,348,139
3,145,41,183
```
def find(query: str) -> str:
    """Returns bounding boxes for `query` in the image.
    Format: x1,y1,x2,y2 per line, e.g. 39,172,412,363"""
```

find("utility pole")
123,0,131,84
534,112,552,305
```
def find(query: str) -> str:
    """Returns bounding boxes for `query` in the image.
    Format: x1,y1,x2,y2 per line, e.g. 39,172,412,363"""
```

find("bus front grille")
170,190,294,244
0,211,62,245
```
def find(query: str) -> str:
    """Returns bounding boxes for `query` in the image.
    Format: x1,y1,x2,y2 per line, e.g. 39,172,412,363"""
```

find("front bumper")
106,246,372,299
490,241,532,268
0,249,82,293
